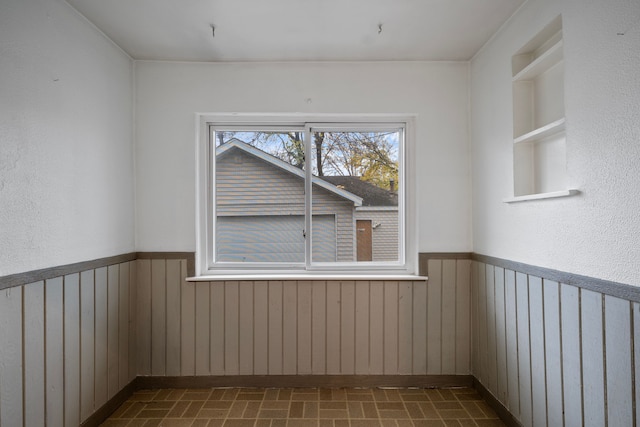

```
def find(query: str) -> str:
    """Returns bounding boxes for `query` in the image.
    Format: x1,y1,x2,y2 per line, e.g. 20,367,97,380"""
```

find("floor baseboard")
473,377,523,427
136,374,473,389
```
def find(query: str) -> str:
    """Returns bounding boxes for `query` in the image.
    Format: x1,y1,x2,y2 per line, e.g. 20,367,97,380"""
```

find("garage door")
217,215,336,263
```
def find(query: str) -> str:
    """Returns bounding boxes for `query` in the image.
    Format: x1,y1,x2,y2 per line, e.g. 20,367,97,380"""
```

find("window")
196,115,414,275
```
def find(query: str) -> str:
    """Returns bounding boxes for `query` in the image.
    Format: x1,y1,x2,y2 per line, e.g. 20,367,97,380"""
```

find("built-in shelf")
513,40,564,82
511,16,569,198
504,189,579,203
514,118,566,144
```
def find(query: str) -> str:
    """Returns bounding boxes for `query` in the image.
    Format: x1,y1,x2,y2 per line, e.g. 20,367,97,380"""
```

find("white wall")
471,0,640,285
135,61,471,255
0,0,135,276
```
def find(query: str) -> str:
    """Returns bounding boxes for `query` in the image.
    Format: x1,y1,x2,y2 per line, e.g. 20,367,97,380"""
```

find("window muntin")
204,120,407,274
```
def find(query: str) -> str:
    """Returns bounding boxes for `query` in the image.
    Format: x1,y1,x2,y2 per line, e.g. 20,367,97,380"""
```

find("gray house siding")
216,148,355,262
355,209,399,261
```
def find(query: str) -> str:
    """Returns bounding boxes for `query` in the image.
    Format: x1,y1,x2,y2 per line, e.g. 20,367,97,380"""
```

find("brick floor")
100,387,506,427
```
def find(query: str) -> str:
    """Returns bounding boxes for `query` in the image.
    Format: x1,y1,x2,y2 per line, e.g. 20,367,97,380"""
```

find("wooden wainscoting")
135,257,472,379
0,260,137,426
471,256,639,427
0,253,476,426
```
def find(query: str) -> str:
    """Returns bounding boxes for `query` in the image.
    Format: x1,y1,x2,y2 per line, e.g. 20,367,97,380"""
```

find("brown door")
356,220,373,261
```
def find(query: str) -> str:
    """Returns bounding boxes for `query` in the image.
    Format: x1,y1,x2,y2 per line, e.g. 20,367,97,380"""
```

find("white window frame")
195,114,417,277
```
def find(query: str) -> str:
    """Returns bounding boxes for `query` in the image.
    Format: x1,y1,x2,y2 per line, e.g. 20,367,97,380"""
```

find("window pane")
211,126,403,268
214,130,306,263
310,130,401,263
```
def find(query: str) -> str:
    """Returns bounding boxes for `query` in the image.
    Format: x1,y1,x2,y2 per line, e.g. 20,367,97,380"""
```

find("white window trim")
195,113,418,278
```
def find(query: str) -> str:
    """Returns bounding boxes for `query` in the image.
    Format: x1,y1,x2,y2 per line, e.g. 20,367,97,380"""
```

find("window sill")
187,274,427,282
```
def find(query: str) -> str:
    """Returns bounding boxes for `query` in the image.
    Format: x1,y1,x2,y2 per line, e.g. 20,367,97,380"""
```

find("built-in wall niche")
506,15,578,202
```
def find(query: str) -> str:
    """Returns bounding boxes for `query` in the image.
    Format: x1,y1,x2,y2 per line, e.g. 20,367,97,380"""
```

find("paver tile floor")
101,387,506,427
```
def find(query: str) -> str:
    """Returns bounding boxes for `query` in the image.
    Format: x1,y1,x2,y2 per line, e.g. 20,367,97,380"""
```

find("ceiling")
65,0,525,62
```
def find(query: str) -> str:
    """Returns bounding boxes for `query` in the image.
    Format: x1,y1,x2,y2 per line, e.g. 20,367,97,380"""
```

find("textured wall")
470,0,640,285
0,0,135,276
134,61,471,256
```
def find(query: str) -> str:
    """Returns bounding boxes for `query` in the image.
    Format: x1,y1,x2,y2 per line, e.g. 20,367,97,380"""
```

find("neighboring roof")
216,139,363,206
319,176,398,207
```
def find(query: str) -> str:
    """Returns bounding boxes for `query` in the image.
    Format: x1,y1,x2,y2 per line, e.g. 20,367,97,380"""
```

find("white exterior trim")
356,206,399,212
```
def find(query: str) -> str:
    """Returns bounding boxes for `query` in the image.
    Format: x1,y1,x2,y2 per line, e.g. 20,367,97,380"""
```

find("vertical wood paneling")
24,281,45,427
86,258,480,384
107,265,119,396
456,260,471,375
136,260,151,375
195,281,211,375
326,281,341,374
485,265,498,393
282,281,297,374
0,286,23,427
165,260,181,376
384,281,399,374
45,277,64,427
504,269,520,416
224,281,240,375
528,276,547,427
0,260,136,427
311,281,327,374
581,289,606,427
94,267,108,408
635,303,640,427
413,280,427,374
19,253,640,427
210,282,225,375
472,259,639,427
340,281,356,374
63,270,82,427
180,269,196,376
128,260,138,382
515,272,532,427
118,263,130,387
254,281,269,375
268,281,283,374
476,263,487,384
297,281,312,374
355,281,370,374
471,262,479,376
369,281,384,374
441,260,457,374
604,296,633,426
561,283,583,427
398,281,413,374
543,280,563,427
150,260,166,376
238,281,253,375
427,261,442,374
64,273,81,427
130,275,449,378
494,267,507,403
80,270,95,421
